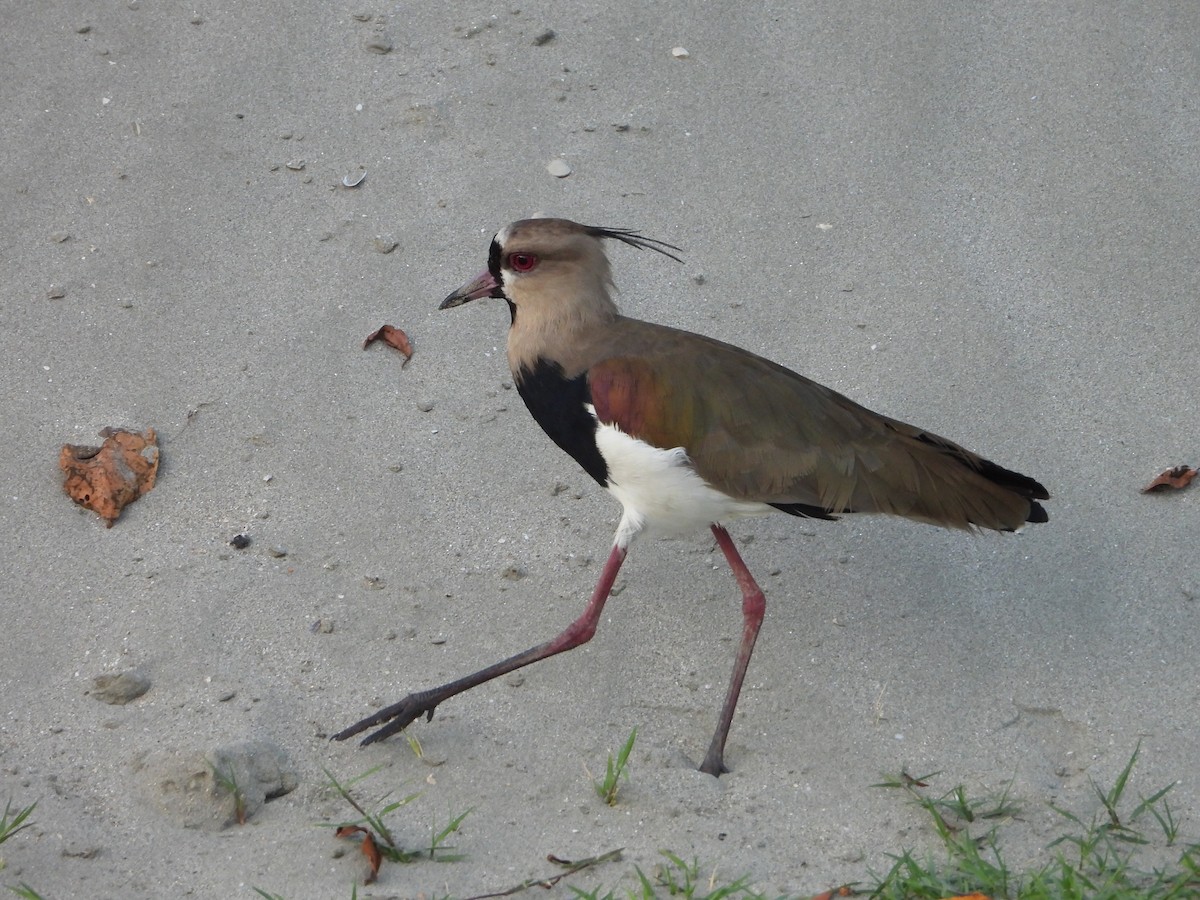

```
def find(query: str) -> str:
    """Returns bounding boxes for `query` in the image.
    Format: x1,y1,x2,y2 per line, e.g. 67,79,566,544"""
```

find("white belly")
591,416,773,548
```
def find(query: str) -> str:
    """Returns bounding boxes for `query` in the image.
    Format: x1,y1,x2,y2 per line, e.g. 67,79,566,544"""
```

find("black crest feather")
584,225,684,263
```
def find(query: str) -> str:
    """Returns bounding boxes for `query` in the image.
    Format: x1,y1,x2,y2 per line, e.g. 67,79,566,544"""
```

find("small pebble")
268,546,288,559
417,400,434,412
365,36,393,54
229,534,251,550
342,171,366,188
91,670,151,705
47,284,66,300
671,46,690,58
532,29,556,46
285,159,305,171
546,158,572,178
372,236,397,253
49,231,71,243
310,618,335,634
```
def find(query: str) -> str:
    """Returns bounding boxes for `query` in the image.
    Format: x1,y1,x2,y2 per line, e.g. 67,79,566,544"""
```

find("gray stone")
134,740,297,830
91,670,151,705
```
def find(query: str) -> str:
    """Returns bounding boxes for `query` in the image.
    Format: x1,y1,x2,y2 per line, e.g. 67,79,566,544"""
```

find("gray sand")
2,2,1198,897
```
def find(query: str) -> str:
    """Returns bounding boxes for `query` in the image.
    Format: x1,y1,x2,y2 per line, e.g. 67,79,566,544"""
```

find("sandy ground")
2,1,1198,898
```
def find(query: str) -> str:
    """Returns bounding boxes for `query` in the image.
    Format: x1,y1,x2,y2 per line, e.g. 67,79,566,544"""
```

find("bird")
333,216,1049,776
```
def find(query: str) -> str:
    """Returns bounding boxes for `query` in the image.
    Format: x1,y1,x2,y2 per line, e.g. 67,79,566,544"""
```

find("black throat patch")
515,358,609,487
487,235,504,285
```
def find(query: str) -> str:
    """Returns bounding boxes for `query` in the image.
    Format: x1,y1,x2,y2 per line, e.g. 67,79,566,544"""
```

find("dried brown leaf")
364,324,414,366
360,830,382,883
1141,465,1198,493
810,887,857,900
60,427,159,526
336,824,382,884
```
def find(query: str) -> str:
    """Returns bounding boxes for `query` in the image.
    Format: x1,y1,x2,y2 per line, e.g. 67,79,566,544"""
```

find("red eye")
508,252,539,272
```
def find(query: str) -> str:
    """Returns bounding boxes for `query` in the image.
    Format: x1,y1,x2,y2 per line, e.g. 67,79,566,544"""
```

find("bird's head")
440,218,682,326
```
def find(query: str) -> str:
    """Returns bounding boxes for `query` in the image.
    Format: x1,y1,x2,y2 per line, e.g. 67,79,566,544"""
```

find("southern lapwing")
334,217,1049,776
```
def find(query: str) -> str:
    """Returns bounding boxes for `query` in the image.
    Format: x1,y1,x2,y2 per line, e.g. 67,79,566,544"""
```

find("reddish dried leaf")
59,427,159,526
1141,465,1198,493
939,895,990,900
810,887,856,900
336,825,382,884
901,771,930,788
364,324,414,366
360,830,382,884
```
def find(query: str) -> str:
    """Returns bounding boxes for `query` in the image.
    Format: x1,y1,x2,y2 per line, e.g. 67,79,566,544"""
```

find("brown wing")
585,319,1048,531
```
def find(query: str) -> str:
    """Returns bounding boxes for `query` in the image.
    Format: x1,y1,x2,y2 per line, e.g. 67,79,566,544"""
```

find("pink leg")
699,524,767,776
334,543,628,745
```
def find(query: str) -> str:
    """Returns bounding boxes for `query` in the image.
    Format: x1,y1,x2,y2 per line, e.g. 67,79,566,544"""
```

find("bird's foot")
698,746,730,777
331,693,439,745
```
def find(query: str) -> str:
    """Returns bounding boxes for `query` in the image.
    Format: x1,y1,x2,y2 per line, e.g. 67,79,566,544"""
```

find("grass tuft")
1,798,39,896
0,800,36,849
208,760,247,826
593,728,638,807
571,850,761,900
870,744,1200,899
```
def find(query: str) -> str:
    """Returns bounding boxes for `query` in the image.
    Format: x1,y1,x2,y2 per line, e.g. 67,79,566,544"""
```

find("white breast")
589,411,774,549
